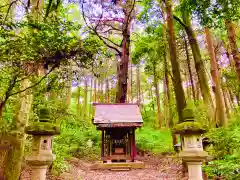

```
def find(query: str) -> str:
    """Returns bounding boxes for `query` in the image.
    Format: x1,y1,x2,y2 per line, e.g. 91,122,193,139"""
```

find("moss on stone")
3,134,24,180
182,108,194,121
39,108,51,122
173,121,207,135
25,154,56,166
25,122,60,135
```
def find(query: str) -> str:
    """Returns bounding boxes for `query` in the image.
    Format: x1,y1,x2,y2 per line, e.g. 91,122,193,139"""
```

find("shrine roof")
92,103,143,126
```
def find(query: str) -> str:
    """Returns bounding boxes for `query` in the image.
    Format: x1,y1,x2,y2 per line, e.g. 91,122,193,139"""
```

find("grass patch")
136,126,174,154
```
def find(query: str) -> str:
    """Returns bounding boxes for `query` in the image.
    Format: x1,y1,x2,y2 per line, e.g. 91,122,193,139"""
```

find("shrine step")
110,168,131,171
90,161,144,170
109,163,131,170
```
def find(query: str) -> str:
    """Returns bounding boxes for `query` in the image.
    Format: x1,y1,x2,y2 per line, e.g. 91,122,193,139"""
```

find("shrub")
203,117,240,179
52,118,101,173
136,127,174,154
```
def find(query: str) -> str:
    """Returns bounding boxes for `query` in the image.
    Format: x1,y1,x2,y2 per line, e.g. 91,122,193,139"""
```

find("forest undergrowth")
50,100,240,180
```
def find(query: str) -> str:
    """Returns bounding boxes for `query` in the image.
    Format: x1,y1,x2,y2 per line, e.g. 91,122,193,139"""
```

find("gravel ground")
20,156,187,180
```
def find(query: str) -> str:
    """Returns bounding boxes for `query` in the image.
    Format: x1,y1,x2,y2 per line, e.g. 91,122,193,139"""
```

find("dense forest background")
1,0,240,179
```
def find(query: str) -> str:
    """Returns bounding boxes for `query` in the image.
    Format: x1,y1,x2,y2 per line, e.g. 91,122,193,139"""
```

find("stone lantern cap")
25,108,60,135
173,108,207,135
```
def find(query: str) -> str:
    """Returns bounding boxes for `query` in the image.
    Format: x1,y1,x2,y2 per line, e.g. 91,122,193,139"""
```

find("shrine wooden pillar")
131,128,136,161
101,130,104,160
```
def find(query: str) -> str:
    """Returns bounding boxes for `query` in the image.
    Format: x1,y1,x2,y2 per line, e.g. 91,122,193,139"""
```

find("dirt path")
60,156,186,180
21,156,187,180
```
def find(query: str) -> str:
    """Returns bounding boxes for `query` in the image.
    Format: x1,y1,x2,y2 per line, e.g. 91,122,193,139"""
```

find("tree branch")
126,0,136,27
80,0,122,55
0,73,18,111
3,0,18,22
8,63,58,97
101,23,122,32
173,14,188,29
99,34,121,48
101,28,120,34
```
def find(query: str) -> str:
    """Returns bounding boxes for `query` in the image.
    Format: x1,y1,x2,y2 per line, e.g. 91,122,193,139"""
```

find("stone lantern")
173,109,208,180
25,108,60,180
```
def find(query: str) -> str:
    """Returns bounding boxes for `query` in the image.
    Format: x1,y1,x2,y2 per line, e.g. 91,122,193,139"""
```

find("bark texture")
226,21,240,82
76,85,81,118
180,11,214,122
4,79,32,180
205,27,226,126
184,35,196,101
153,75,162,128
165,0,186,122
115,0,134,103
82,78,88,121
136,65,141,105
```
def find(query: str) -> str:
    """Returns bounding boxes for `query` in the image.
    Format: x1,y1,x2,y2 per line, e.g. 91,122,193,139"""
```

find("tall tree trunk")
93,78,97,103
141,88,144,105
127,62,132,103
165,0,186,122
161,3,172,128
82,78,88,121
66,72,72,108
163,77,169,128
227,86,235,107
4,1,42,178
222,86,230,118
184,35,196,101
184,70,191,99
195,81,201,100
4,78,32,180
182,13,214,121
66,85,72,107
162,1,177,147
115,0,133,103
130,63,133,102
97,79,101,103
136,64,141,105
89,77,93,117
163,52,172,128
116,40,130,103
106,77,110,103
100,79,104,102
149,82,155,112
225,21,240,82
76,85,81,119
223,42,235,67
205,27,226,127
153,66,162,128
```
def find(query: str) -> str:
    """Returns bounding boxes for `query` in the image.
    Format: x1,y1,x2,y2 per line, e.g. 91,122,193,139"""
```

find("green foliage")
187,100,209,126
222,68,239,101
52,114,101,173
0,103,14,134
190,0,240,27
136,127,174,153
0,5,105,116
203,115,240,179
204,157,240,180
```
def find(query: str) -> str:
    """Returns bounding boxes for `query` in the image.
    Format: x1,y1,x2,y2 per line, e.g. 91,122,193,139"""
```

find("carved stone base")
31,165,48,180
187,162,203,180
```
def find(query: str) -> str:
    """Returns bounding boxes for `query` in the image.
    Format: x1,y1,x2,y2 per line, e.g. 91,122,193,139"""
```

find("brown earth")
20,156,187,180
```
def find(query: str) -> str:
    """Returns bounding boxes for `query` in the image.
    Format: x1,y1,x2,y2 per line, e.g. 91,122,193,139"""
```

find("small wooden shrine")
91,103,144,170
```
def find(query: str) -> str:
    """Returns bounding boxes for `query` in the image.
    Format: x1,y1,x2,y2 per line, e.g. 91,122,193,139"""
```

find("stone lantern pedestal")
25,108,60,180
173,109,208,180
